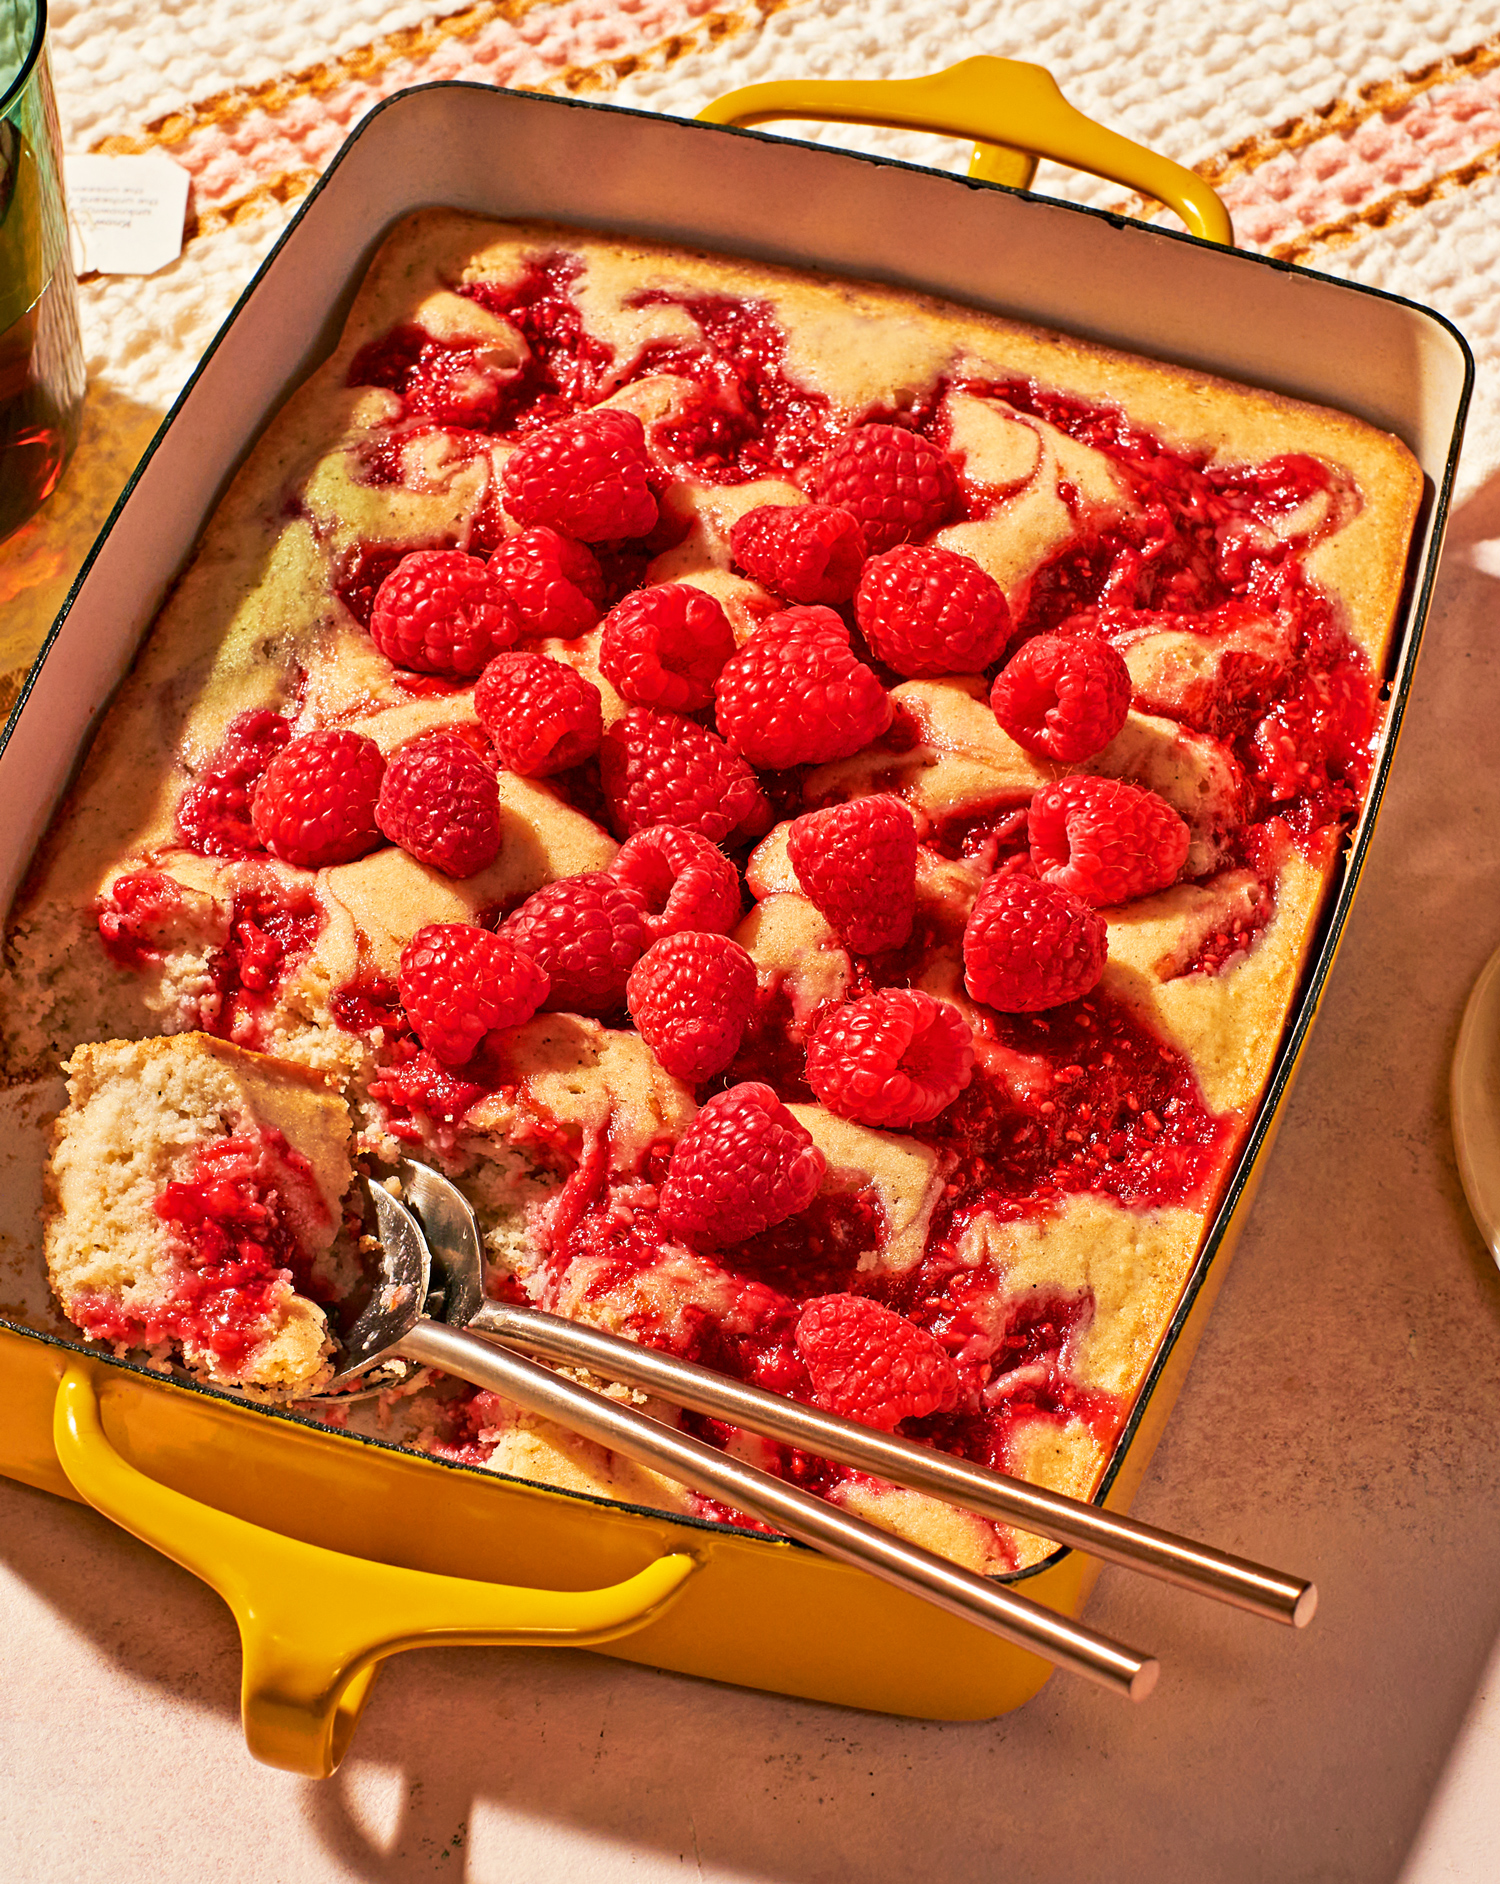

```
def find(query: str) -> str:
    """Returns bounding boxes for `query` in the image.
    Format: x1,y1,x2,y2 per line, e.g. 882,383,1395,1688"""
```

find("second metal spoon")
394,1159,1314,1631
332,1173,1158,1698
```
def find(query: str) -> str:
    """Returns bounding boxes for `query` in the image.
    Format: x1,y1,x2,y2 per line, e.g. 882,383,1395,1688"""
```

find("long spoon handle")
398,1318,1157,1699
470,1299,1314,1629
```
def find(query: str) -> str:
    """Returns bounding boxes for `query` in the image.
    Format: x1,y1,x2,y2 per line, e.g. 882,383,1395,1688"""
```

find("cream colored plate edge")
1452,943,1500,1263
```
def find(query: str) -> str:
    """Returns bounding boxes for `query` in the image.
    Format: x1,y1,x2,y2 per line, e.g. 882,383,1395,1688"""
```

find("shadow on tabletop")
2,475,1500,1884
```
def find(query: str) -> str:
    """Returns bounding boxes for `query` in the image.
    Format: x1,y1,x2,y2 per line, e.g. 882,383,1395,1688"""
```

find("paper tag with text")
64,152,190,276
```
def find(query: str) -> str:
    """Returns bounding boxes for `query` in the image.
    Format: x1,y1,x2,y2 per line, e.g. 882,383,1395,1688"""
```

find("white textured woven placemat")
3,0,1498,689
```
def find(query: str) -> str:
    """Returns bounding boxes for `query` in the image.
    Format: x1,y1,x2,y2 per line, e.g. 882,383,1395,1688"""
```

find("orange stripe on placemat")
130,0,799,253
91,1,552,154
1199,31,1500,189
184,170,323,243
89,0,793,160
513,0,795,95
100,9,1500,267
1265,140,1500,263
1110,31,1500,259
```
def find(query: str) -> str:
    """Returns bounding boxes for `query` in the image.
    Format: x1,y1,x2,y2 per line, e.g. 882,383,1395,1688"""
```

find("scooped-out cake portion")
44,1033,354,1394
5,210,1425,1571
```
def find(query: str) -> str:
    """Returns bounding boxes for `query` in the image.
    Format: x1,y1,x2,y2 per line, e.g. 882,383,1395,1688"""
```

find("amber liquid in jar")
0,271,80,539
0,111,84,544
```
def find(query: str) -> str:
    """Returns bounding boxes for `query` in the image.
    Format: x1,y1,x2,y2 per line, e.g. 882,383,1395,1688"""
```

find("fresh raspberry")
176,708,292,858
501,407,658,542
599,709,770,844
398,922,550,1065
499,872,648,1013
990,633,1133,762
794,1294,960,1430
626,931,757,1082
785,794,917,954
487,526,604,639
806,423,956,554
854,545,1011,678
714,607,891,769
806,990,974,1128
962,871,1107,1012
658,1083,825,1246
374,730,502,878
598,583,736,713
1029,776,1190,906
609,825,741,941
250,729,386,869
474,651,603,776
728,503,867,605
368,550,523,676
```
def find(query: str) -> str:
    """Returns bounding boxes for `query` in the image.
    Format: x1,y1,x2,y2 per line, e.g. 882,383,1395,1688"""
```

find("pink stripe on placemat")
117,0,748,218
1219,68,1500,256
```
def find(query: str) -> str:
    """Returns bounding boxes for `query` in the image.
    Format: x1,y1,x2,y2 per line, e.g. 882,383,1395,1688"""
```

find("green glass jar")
0,0,84,543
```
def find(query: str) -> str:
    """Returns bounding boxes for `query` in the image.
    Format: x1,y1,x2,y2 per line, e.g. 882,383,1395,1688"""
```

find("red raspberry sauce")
436,1153,1128,1544
1169,822,1289,978
332,972,538,1147
98,868,321,1051
925,998,1230,1228
203,883,322,1047
71,1129,320,1373
927,803,1032,872
460,253,615,431
330,971,404,1037
567,1187,884,1318
896,1281,1119,1482
450,942,1227,1529
334,543,422,627
345,323,510,430
615,294,840,481
370,1049,495,1136
175,708,293,860
343,284,1381,847
356,258,620,438
357,263,840,479
952,377,1378,845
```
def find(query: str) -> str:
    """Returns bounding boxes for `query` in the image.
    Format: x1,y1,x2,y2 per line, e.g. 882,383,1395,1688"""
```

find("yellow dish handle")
698,56,1233,247
53,1366,698,1777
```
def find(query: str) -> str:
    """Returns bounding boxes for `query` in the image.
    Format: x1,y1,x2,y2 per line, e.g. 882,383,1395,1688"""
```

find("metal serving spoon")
389,1160,1316,1632
328,1160,1314,1688
328,1169,1159,1698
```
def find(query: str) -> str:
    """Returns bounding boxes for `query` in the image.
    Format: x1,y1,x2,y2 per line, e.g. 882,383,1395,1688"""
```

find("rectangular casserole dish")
0,77,1473,1775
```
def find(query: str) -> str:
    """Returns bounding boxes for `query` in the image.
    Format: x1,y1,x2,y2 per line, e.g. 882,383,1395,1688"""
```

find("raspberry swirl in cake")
4,213,1422,1573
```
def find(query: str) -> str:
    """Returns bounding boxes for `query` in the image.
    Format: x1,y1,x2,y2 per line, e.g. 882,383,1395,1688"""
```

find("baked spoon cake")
44,1032,353,1394
4,210,1422,1572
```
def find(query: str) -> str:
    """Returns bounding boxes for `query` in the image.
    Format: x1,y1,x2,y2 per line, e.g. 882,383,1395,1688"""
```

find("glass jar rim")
0,0,46,122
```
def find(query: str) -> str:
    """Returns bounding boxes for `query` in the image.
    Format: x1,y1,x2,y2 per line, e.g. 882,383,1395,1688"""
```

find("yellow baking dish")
0,59,1471,1776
